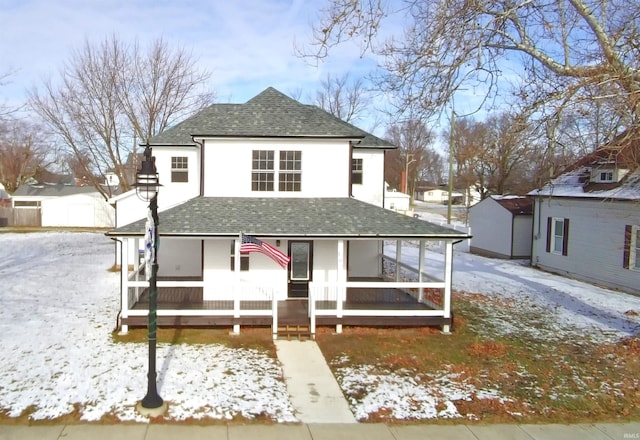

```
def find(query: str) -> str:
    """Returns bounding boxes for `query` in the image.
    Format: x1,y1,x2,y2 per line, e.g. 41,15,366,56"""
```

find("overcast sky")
0,0,378,108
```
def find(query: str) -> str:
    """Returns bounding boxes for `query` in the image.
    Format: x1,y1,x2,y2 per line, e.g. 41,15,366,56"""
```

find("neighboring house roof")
150,87,394,149
12,183,100,198
108,197,470,239
529,131,640,200
491,196,533,215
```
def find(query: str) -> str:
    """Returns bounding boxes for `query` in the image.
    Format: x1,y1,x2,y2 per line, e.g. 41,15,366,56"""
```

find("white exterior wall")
352,149,385,207
348,240,381,278
201,138,350,198
469,198,513,258
203,238,289,300
158,238,202,277
149,146,201,208
40,193,114,227
532,198,640,294
384,192,410,211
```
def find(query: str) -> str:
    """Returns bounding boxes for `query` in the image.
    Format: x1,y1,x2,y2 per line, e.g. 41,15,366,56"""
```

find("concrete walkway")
1,422,639,439
274,339,357,424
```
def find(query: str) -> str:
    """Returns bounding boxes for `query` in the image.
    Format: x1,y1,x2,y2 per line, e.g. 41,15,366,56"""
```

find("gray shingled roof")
150,87,394,149
13,184,100,198
107,197,469,239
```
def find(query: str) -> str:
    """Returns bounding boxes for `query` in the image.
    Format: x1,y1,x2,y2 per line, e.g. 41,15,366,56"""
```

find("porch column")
336,239,346,334
119,238,130,335
395,239,402,281
443,241,453,334
233,237,241,335
418,239,425,302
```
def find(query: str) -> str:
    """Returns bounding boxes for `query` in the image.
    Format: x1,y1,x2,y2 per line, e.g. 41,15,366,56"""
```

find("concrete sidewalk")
0,422,638,439
274,339,356,424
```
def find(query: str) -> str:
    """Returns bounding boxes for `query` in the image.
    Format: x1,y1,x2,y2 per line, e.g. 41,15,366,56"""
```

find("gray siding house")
469,196,533,259
528,132,640,295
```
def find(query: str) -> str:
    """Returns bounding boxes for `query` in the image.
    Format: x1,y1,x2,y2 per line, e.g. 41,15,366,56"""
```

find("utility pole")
447,110,455,224
405,153,416,199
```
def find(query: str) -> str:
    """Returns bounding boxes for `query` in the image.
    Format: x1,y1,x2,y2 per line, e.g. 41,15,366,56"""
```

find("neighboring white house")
415,183,481,206
469,195,533,259
12,183,115,228
106,87,470,337
384,182,411,213
528,131,640,295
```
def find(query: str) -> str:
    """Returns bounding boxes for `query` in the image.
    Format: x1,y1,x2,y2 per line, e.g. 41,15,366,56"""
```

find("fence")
0,207,41,227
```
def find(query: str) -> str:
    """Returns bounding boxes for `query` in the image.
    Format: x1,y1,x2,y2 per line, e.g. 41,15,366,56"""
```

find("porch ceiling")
107,196,470,240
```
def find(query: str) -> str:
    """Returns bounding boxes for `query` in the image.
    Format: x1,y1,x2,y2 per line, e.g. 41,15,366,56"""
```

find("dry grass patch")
315,293,640,424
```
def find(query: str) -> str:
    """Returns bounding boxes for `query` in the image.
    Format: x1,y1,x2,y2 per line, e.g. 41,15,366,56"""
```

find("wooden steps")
277,324,312,340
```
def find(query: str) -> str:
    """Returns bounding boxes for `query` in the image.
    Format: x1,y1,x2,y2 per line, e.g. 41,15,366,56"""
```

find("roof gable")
150,87,394,148
493,196,533,215
529,130,640,200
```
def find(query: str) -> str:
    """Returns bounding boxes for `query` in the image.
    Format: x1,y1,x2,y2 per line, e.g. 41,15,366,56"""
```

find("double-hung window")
624,225,640,271
546,217,569,256
352,158,363,185
279,150,301,192
171,156,188,182
251,149,301,192
252,150,274,191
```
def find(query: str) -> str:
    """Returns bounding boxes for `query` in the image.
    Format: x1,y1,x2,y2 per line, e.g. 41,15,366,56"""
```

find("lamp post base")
136,401,168,418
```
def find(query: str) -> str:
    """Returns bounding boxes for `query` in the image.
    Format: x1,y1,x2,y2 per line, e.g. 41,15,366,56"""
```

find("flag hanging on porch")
240,233,290,269
144,208,155,281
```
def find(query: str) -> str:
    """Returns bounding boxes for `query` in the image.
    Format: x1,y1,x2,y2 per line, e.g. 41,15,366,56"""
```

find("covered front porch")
117,238,456,338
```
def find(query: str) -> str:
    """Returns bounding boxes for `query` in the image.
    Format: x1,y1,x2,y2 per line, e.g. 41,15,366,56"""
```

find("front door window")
290,242,310,280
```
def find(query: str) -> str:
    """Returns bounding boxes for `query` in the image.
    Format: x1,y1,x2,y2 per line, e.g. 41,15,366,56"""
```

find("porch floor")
124,286,446,328
130,286,432,311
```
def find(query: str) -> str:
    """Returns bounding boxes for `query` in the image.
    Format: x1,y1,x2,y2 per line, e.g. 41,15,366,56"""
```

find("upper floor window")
171,157,188,183
279,150,301,192
352,158,363,185
546,217,569,256
599,171,613,182
624,225,640,271
252,150,274,191
251,149,301,192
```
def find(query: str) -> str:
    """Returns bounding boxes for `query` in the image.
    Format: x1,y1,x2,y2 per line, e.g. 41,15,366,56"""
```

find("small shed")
469,195,533,259
12,183,115,228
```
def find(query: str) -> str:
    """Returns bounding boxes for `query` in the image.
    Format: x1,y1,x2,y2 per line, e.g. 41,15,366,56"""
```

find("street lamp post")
134,145,167,416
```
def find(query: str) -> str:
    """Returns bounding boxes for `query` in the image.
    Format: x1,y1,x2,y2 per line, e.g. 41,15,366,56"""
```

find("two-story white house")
107,87,470,337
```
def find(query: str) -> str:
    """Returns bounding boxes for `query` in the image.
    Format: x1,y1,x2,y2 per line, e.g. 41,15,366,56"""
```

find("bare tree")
304,0,640,139
315,73,371,124
384,120,436,200
0,119,57,194
29,36,215,199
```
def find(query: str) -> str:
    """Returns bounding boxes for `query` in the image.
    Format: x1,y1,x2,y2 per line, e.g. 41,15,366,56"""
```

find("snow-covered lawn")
0,232,296,423
0,231,638,423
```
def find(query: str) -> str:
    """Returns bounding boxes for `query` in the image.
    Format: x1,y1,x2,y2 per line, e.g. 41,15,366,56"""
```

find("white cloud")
0,0,376,107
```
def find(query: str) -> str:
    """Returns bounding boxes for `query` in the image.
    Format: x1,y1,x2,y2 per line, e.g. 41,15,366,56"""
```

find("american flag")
240,234,291,269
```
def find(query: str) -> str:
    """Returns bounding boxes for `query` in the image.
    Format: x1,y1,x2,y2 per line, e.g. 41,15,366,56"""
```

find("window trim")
251,149,302,193
251,150,275,192
546,217,569,256
171,156,189,183
278,150,302,192
351,158,363,185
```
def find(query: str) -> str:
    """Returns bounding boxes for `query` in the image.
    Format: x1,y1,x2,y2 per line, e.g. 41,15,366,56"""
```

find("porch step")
278,324,312,340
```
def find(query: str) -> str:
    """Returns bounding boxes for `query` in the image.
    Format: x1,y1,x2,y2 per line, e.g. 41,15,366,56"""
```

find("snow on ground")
387,239,640,343
0,232,296,423
0,230,639,422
